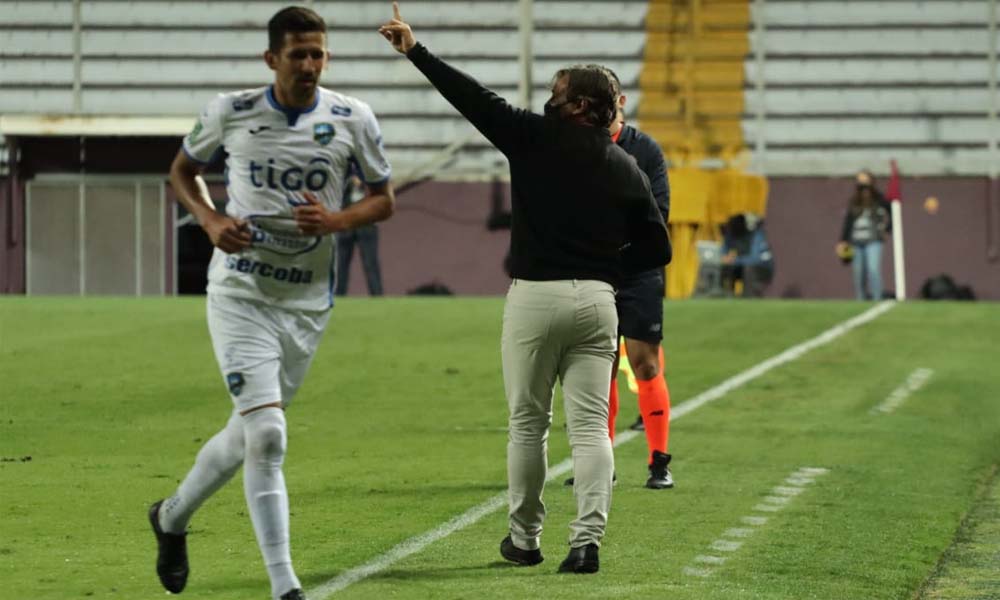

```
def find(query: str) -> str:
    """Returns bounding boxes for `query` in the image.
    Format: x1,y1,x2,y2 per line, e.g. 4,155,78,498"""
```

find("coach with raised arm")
380,2,670,574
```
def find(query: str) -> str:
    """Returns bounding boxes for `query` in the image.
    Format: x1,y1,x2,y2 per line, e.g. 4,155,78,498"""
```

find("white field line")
684,466,831,578
310,302,895,598
871,368,934,414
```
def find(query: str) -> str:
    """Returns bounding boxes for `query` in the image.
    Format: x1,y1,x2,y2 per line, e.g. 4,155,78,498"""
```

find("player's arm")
643,138,670,224
168,150,251,253
292,183,395,236
379,2,537,153
622,166,671,271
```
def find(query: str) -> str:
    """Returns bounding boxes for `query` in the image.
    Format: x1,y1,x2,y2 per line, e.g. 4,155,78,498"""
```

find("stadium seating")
742,0,997,175
0,1,649,177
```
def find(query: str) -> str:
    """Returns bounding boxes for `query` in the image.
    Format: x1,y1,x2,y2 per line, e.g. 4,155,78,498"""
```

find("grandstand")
1,0,998,298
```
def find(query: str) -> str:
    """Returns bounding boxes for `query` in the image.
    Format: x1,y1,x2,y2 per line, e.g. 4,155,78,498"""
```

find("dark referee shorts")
616,270,665,343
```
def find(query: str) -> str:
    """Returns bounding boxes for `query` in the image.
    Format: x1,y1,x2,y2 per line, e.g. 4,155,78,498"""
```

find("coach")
380,2,670,573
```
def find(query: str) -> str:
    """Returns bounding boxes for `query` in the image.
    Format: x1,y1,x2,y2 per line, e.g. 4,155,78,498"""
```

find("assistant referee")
380,2,671,574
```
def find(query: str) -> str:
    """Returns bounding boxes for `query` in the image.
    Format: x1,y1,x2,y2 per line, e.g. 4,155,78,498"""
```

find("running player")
148,7,394,600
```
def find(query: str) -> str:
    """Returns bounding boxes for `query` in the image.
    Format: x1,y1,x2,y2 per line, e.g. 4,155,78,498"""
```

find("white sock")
242,407,300,599
160,410,245,534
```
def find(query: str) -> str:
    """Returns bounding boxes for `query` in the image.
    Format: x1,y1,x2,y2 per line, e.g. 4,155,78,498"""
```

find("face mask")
544,99,568,118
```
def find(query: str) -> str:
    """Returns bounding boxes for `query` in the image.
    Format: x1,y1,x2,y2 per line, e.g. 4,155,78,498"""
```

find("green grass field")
2,297,998,600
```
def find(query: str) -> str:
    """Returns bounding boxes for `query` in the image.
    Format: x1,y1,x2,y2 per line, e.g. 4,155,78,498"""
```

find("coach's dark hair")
551,64,618,128
268,6,326,52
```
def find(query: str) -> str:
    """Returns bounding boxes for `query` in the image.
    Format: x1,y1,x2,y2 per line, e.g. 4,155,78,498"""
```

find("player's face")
266,32,329,105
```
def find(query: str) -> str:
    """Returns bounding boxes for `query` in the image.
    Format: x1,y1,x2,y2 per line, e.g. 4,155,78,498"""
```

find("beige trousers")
501,279,617,549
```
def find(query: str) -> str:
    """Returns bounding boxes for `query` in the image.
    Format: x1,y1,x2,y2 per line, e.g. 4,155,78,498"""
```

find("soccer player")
149,7,394,600
380,3,670,573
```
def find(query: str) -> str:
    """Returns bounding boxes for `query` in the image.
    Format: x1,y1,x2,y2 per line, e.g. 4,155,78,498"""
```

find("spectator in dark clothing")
837,171,890,300
336,169,384,296
380,2,670,575
721,212,774,297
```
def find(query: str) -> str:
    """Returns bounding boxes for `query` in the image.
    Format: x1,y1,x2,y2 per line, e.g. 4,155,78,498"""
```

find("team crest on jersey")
313,123,336,145
187,120,203,144
226,372,245,397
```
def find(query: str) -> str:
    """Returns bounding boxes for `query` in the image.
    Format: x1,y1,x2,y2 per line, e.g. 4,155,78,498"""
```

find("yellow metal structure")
639,0,768,298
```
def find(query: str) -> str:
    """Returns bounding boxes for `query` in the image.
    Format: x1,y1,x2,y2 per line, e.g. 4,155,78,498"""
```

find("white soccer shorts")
207,293,330,413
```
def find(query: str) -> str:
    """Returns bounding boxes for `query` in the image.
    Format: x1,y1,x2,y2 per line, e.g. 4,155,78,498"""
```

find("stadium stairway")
638,0,764,298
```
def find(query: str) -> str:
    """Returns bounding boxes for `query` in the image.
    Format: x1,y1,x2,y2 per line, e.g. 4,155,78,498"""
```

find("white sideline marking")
762,495,792,506
723,528,754,538
772,486,805,497
871,368,934,414
685,467,831,578
310,302,895,597
710,540,743,552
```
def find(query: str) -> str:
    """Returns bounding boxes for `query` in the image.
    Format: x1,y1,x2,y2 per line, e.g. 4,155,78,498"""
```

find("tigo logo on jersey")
250,157,332,192
313,123,335,145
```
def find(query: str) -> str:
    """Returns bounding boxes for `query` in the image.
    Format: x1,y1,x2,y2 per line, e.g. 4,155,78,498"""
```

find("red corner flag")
886,159,902,201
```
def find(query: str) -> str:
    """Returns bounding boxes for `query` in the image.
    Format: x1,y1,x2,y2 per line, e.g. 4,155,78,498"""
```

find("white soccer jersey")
183,85,391,311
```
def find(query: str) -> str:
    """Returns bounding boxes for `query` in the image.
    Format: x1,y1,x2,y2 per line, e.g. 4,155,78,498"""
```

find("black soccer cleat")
646,451,674,489
500,535,543,566
148,499,189,594
563,472,616,487
279,589,307,600
629,415,645,431
557,543,600,573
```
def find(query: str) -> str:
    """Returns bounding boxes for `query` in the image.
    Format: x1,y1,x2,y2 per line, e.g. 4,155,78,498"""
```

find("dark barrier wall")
1,176,27,294
5,132,999,301
359,178,1000,300
766,178,1000,301
339,181,512,296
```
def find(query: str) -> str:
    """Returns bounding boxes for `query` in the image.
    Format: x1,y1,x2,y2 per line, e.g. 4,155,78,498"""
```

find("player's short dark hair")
552,64,618,128
268,6,326,52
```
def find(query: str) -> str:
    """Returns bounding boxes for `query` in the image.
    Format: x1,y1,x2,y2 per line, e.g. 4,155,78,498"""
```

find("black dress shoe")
279,589,307,600
557,543,599,573
148,500,189,593
500,535,543,566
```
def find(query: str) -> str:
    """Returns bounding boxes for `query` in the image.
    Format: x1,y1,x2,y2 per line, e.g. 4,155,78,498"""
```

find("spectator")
336,168,384,296
721,212,774,297
837,171,890,300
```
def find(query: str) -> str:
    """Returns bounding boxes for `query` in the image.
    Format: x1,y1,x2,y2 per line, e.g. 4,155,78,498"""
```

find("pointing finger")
393,1,402,21
301,191,321,205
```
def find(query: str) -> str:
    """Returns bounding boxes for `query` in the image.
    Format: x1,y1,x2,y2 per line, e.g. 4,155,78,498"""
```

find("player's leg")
149,410,244,594
500,280,563,562
150,293,280,594
334,233,355,296
558,280,617,573
357,226,384,296
242,304,331,600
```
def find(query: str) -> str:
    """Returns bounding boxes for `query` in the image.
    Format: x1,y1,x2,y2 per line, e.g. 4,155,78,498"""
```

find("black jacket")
406,43,670,286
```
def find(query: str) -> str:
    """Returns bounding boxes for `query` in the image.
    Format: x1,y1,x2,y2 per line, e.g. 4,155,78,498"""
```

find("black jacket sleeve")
622,173,671,271
641,138,670,223
840,207,853,243
406,43,540,154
